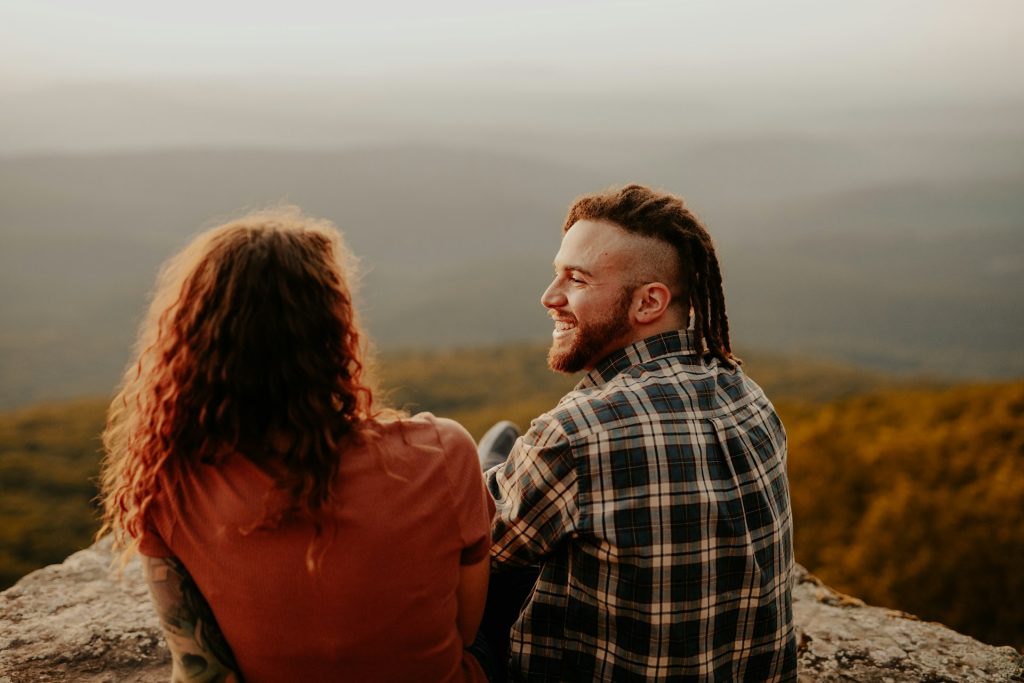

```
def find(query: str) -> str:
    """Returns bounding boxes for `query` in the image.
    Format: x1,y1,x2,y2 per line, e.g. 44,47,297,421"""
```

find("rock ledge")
1,541,1021,682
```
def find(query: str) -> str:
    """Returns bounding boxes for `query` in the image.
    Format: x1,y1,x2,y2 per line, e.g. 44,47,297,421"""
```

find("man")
483,184,796,681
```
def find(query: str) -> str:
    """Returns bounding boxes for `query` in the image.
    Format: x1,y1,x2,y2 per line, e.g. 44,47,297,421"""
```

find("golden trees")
786,382,1024,649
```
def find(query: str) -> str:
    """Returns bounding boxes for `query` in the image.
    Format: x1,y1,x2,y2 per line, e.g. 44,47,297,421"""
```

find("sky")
3,1,1021,89
1,1,1022,153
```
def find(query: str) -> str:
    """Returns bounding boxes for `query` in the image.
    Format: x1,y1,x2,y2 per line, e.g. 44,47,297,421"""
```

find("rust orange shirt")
139,413,494,683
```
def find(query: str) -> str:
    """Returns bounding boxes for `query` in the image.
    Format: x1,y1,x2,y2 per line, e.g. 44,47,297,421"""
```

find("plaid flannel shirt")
486,331,796,682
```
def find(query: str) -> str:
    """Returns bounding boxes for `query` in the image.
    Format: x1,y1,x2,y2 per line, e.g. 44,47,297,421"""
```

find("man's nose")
541,278,566,309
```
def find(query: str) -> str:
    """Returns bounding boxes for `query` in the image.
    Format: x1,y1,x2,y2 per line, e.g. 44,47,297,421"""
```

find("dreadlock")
562,184,740,368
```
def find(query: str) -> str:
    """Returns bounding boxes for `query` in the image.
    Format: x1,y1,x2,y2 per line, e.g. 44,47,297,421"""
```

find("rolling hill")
1,139,1022,409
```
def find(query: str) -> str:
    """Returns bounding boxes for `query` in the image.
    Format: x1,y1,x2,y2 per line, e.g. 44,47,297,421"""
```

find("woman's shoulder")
371,412,476,457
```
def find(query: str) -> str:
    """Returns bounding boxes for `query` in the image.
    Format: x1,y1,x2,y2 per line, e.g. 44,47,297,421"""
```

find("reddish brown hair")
99,207,380,564
563,184,739,367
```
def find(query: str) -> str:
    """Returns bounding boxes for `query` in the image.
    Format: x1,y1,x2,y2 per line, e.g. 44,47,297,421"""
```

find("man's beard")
547,288,633,374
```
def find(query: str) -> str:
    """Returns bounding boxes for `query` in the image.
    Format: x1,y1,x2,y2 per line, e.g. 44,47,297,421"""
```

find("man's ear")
633,282,673,324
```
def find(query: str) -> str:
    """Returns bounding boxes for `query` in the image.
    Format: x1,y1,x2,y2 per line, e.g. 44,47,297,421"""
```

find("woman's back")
141,414,492,683
100,210,494,681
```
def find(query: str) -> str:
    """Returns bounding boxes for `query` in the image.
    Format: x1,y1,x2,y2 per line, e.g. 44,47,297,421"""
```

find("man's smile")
551,316,577,340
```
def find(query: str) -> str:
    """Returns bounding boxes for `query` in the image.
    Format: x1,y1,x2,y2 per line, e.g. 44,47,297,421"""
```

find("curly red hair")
99,207,380,563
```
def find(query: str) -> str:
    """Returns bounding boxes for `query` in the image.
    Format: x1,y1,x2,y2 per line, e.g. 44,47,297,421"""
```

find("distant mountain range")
1,136,1021,408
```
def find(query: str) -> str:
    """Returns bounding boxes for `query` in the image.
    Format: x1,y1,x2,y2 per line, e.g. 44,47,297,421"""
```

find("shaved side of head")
623,232,682,291
620,231,688,321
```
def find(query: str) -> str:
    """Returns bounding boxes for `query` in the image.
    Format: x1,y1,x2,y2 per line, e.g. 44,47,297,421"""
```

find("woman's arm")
143,555,244,683
456,554,490,646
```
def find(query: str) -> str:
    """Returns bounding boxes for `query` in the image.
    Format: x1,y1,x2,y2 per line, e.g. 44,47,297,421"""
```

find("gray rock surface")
0,538,168,683
1,540,1021,682
791,565,1022,682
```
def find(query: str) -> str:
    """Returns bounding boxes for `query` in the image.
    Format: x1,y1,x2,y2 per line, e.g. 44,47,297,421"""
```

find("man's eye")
569,276,584,284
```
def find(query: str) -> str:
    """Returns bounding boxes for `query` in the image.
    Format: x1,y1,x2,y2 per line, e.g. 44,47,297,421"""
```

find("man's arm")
487,415,579,567
143,556,244,683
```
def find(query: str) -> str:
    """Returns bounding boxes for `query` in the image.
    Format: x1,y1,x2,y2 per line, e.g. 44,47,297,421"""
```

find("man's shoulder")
534,366,675,442
541,356,775,439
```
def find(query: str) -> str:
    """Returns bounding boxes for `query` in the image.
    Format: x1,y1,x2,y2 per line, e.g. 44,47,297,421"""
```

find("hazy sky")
4,1,1021,91
2,1,1022,153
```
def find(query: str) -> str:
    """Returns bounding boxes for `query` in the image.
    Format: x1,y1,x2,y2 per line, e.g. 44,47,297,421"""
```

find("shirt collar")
575,329,701,391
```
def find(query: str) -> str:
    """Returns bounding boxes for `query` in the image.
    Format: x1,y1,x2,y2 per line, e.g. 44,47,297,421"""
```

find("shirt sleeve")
436,417,497,565
137,520,174,558
135,480,175,558
486,413,578,567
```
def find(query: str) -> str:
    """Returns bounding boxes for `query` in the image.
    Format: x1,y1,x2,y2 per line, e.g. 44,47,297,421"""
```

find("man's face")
542,219,637,374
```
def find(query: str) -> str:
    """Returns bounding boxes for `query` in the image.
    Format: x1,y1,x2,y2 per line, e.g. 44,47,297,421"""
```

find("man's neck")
626,318,686,346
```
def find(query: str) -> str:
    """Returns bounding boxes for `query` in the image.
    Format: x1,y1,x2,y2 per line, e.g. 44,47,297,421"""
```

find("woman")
99,208,494,682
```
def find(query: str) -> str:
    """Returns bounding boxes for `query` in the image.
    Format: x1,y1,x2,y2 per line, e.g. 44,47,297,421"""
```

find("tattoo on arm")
144,556,244,683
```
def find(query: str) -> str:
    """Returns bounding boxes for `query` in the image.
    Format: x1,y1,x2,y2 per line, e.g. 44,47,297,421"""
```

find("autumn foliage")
784,381,1024,650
